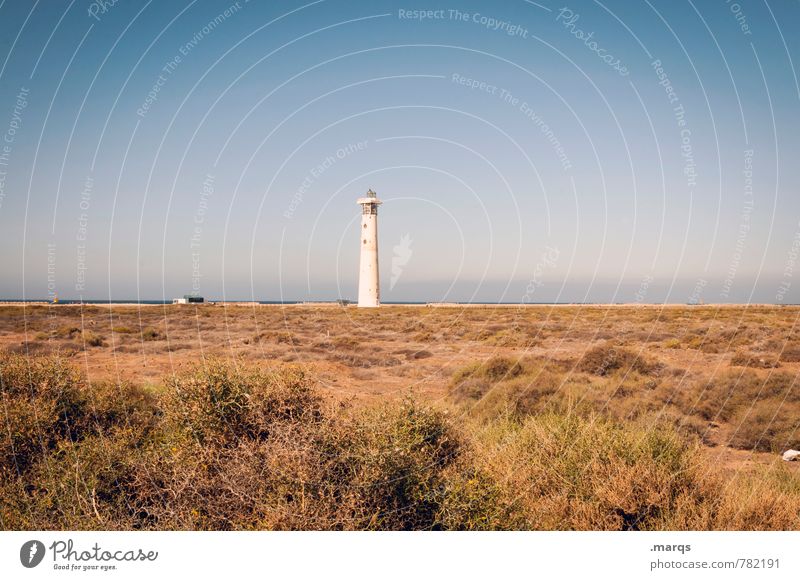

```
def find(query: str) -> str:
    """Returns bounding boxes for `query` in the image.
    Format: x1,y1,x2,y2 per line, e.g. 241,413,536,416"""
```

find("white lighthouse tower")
357,188,382,307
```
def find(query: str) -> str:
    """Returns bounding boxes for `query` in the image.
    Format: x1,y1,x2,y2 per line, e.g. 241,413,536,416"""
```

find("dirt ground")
2,302,799,473
1,303,796,386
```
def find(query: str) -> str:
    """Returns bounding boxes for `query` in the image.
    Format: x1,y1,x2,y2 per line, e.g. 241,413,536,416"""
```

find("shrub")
275,332,299,345
711,469,800,530
148,367,502,530
778,342,800,363
141,327,164,341
484,357,524,381
83,331,105,347
332,336,360,350
674,370,800,450
449,378,492,404
162,360,321,446
727,401,800,452
1,356,510,530
410,350,432,360
327,351,400,368
0,354,156,477
413,330,436,342
55,326,80,339
451,356,523,388
464,366,565,422
315,401,478,530
4,354,800,531
578,344,661,377
20,429,151,530
0,354,85,475
475,411,713,530
484,329,535,348
730,351,780,369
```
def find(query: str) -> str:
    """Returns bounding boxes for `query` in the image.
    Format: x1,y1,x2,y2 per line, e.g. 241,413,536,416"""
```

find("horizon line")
1,299,797,307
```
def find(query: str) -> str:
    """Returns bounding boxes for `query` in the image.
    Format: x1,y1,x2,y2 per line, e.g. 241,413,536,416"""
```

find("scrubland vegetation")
2,342,799,530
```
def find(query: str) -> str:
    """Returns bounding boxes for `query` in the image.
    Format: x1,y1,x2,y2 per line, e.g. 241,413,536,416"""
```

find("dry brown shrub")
778,342,800,363
449,378,492,404
451,357,523,388
162,360,321,446
475,411,715,530
2,355,504,530
578,344,661,377
4,352,800,531
675,370,800,452
327,351,400,368
83,331,106,347
141,327,164,341
727,401,800,452
0,355,156,452
730,350,780,369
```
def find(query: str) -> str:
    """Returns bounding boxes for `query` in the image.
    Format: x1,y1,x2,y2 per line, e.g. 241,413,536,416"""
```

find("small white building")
173,295,204,305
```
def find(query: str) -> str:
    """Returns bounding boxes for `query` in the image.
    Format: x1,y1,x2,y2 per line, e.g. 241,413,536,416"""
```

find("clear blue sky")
0,0,798,303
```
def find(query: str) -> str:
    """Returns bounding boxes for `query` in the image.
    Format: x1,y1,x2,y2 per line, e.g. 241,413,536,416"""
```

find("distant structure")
357,189,382,308
173,295,204,304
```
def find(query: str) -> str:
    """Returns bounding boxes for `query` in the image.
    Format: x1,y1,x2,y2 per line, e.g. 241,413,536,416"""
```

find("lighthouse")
357,188,382,307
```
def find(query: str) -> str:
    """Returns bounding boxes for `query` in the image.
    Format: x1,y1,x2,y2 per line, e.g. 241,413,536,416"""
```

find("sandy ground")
2,302,799,473
0,302,796,390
